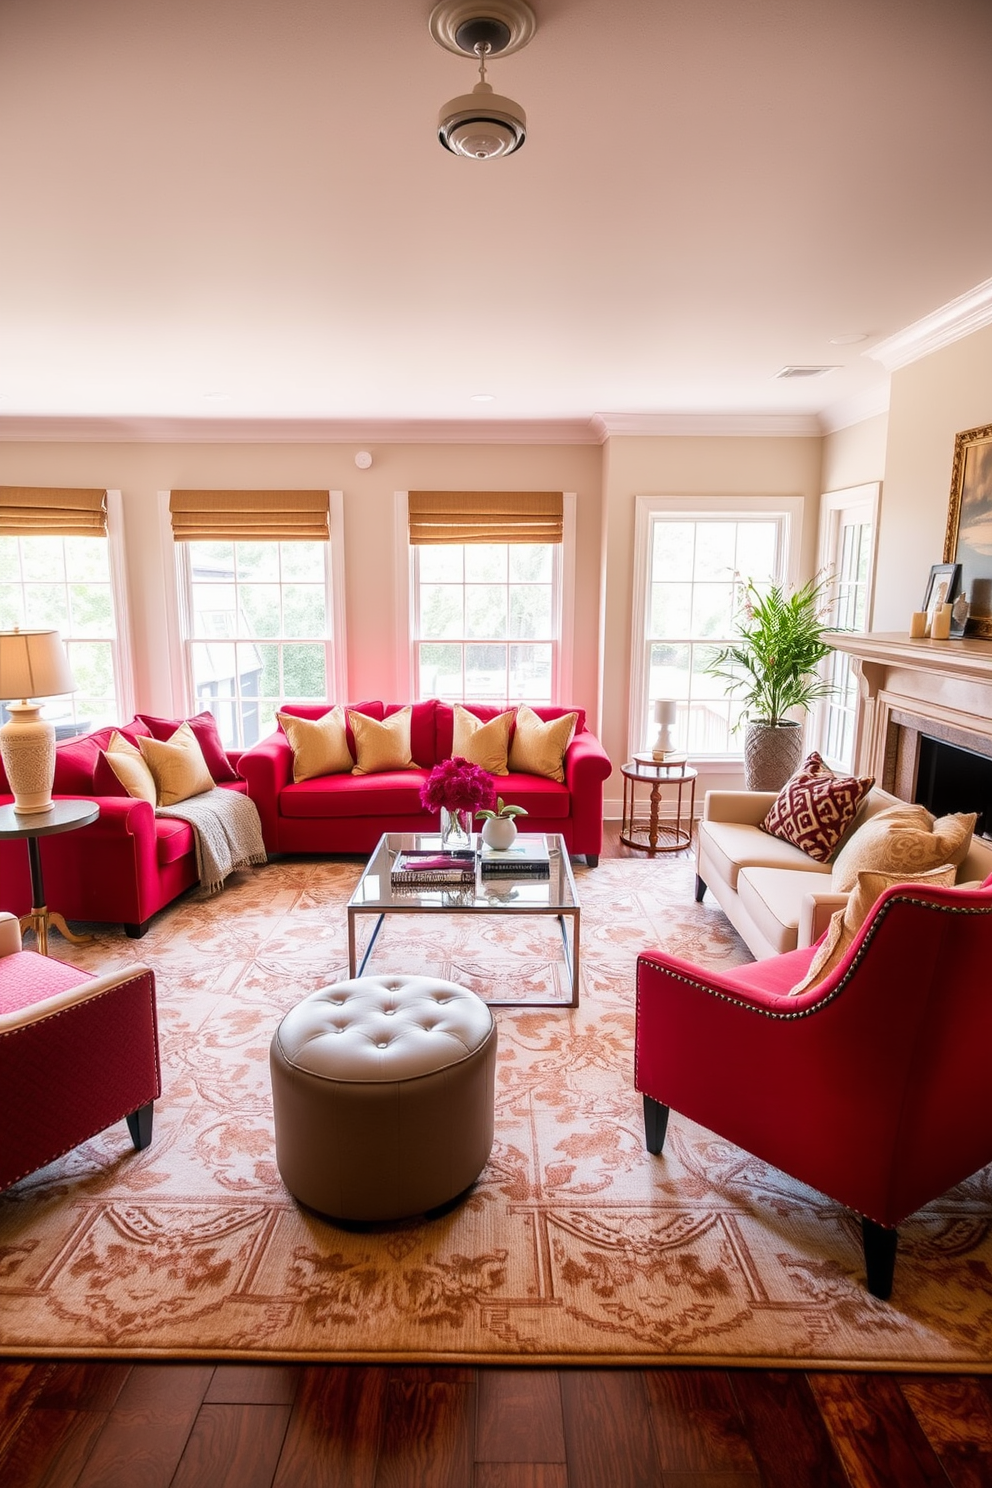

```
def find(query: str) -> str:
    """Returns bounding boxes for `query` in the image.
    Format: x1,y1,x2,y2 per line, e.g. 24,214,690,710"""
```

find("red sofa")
239,699,612,863
0,716,247,938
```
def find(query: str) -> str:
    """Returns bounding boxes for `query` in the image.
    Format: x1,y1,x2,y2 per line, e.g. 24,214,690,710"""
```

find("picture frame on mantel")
944,422,992,638
922,562,960,629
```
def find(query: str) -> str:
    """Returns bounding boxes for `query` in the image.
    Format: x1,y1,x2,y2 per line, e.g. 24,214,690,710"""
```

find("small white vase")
481,816,518,850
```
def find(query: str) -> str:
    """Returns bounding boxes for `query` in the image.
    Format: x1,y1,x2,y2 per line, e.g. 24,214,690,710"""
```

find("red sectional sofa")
239,699,612,864
0,716,247,938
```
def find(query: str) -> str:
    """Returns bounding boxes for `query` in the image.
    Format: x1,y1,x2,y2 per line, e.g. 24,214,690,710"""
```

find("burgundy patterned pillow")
761,752,874,863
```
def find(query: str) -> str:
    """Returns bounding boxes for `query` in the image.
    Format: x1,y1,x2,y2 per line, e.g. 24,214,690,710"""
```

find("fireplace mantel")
828,631,992,789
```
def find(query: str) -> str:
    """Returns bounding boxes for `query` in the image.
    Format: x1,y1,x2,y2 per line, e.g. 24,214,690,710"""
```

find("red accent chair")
0,913,161,1192
635,877,992,1298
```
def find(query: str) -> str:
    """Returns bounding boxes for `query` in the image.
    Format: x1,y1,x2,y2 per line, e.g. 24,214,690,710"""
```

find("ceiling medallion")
430,1,536,160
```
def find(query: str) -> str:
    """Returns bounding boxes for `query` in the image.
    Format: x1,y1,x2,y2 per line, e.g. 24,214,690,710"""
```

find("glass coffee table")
347,832,581,1008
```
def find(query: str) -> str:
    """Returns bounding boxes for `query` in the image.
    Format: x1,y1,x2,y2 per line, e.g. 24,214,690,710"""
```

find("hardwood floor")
2,826,989,1486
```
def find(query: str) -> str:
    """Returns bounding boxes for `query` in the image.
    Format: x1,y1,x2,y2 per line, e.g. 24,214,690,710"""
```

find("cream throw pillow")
138,720,214,806
507,705,578,783
104,731,158,805
278,706,352,783
452,705,514,776
830,803,975,894
791,862,958,995
349,707,416,775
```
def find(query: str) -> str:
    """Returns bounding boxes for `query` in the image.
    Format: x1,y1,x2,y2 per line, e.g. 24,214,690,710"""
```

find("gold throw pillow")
349,707,416,775
452,704,514,776
278,706,352,783
507,705,578,783
830,803,975,894
791,862,958,995
138,720,214,806
104,730,158,804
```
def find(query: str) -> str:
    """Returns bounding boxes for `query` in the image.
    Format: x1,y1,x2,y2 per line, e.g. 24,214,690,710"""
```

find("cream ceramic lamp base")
0,702,57,814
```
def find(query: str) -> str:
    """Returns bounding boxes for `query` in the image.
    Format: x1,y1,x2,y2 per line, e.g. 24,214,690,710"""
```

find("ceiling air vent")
774,365,840,379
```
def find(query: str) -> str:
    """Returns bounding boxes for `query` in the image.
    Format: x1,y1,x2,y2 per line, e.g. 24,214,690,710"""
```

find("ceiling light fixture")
471,392,496,402
828,332,870,345
431,1,536,160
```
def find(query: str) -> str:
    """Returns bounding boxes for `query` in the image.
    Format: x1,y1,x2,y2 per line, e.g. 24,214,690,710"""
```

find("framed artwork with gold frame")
943,422,992,637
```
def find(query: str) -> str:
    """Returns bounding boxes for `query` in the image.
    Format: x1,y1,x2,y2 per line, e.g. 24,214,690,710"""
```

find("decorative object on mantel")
921,561,960,635
951,591,971,637
420,754,496,851
943,422,992,637
909,610,928,638
931,603,952,640
476,795,528,850
706,576,837,790
0,627,77,814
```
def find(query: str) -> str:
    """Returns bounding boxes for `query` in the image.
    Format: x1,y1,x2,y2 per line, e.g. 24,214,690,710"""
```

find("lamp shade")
0,628,77,702
654,699,677,727
0,629,76,814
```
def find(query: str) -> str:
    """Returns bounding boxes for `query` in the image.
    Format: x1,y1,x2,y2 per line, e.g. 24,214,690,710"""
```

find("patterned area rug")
3,854,992,1368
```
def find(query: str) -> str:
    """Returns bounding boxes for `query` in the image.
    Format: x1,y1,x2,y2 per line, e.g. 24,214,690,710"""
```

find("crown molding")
0,415,603,446
865,275,992,372
816,382,891,435
591,411,823,439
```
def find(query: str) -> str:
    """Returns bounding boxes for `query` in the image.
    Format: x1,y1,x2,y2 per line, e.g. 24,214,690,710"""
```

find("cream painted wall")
821,412,887,495
599,434,824,811
0,440,602,720
874,323,992,630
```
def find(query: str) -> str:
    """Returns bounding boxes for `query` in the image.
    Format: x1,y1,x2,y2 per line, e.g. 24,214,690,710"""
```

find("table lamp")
652,699,678,761
0,628,77,814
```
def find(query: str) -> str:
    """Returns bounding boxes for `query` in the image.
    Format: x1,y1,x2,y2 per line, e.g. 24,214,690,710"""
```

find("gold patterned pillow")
831,803,975,894
138,721,214,806
453,705,514,776
791,862,958,995
103,730,158,804
278,706,352,783
349,707,416,775
507,706,578,783
761,752,873,863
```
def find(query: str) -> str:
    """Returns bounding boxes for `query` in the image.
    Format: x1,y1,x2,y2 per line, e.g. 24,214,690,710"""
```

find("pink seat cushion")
155,818,196,865
0,950,90,1015
494,773,570,818
280,772,430,820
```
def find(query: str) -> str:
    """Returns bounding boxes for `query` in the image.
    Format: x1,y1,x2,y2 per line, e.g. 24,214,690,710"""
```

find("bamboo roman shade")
408,491,563,546
0,487,108,538
169,490,330,542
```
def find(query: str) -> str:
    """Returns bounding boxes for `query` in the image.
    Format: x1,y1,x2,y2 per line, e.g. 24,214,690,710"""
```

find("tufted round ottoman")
269,973,497,1222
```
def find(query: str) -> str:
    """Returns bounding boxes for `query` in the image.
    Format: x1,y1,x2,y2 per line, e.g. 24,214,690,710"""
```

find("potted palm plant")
706,576,837,789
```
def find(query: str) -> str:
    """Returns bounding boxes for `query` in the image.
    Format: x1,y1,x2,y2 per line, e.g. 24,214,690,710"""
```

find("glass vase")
440,806,472,852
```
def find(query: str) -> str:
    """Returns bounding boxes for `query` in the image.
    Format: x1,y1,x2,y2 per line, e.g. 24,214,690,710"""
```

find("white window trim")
106,488,136,720
160,489,346,722
397,490,576,706
816,482,880,630
628,493,805,765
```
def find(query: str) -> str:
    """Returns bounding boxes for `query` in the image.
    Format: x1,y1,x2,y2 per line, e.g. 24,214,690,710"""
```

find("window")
0,488,128,734
176,539,332,749
813,484,879,770
631,496,801,759
168,489,345,750
413,542,559,703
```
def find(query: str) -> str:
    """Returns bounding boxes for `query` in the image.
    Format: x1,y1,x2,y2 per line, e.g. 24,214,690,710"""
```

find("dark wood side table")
620,755,697,854
0,799,99,954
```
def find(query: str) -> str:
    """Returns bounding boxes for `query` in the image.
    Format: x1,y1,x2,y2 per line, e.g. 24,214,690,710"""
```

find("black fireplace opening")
915,736,992,841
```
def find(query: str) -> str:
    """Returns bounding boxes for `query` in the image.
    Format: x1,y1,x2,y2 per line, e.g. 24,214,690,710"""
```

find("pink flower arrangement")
420,757,497,815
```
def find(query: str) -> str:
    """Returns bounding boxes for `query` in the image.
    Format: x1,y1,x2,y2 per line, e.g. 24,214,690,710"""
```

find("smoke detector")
430,1,536,160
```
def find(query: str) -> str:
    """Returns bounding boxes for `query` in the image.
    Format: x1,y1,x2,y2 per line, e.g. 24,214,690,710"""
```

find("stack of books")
479,837,550,879
390,848,477,887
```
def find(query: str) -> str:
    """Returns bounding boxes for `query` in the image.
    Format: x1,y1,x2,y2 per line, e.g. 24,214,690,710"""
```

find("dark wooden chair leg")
585,854,599,867
643,1094,670,1155
862,1216,897,1299
694,874,707,903
124,919,150,939
126,1102,154,1151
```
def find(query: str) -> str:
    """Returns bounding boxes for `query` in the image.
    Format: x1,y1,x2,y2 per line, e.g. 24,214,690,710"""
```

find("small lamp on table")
651,699,678,761
0,628,77,815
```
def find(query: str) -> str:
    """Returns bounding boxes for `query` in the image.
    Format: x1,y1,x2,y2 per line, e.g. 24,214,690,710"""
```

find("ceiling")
2,0,991,437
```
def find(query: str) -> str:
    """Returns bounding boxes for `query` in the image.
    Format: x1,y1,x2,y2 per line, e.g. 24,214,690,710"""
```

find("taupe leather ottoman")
270,973,497,1222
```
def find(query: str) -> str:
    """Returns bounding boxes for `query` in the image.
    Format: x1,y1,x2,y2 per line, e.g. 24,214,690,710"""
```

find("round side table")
0,799,99,954
620,756,697,854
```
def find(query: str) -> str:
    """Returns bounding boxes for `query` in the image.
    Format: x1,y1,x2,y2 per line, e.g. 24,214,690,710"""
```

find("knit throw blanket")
156,787,267,895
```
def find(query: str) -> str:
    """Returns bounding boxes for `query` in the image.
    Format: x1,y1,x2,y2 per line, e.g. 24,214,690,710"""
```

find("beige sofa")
694,786,992,960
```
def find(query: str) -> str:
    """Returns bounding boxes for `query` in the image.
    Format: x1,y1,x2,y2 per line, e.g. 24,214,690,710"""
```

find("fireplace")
827,631,992,832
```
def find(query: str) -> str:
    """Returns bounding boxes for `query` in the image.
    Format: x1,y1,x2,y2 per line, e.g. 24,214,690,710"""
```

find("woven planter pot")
744,720,804,791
